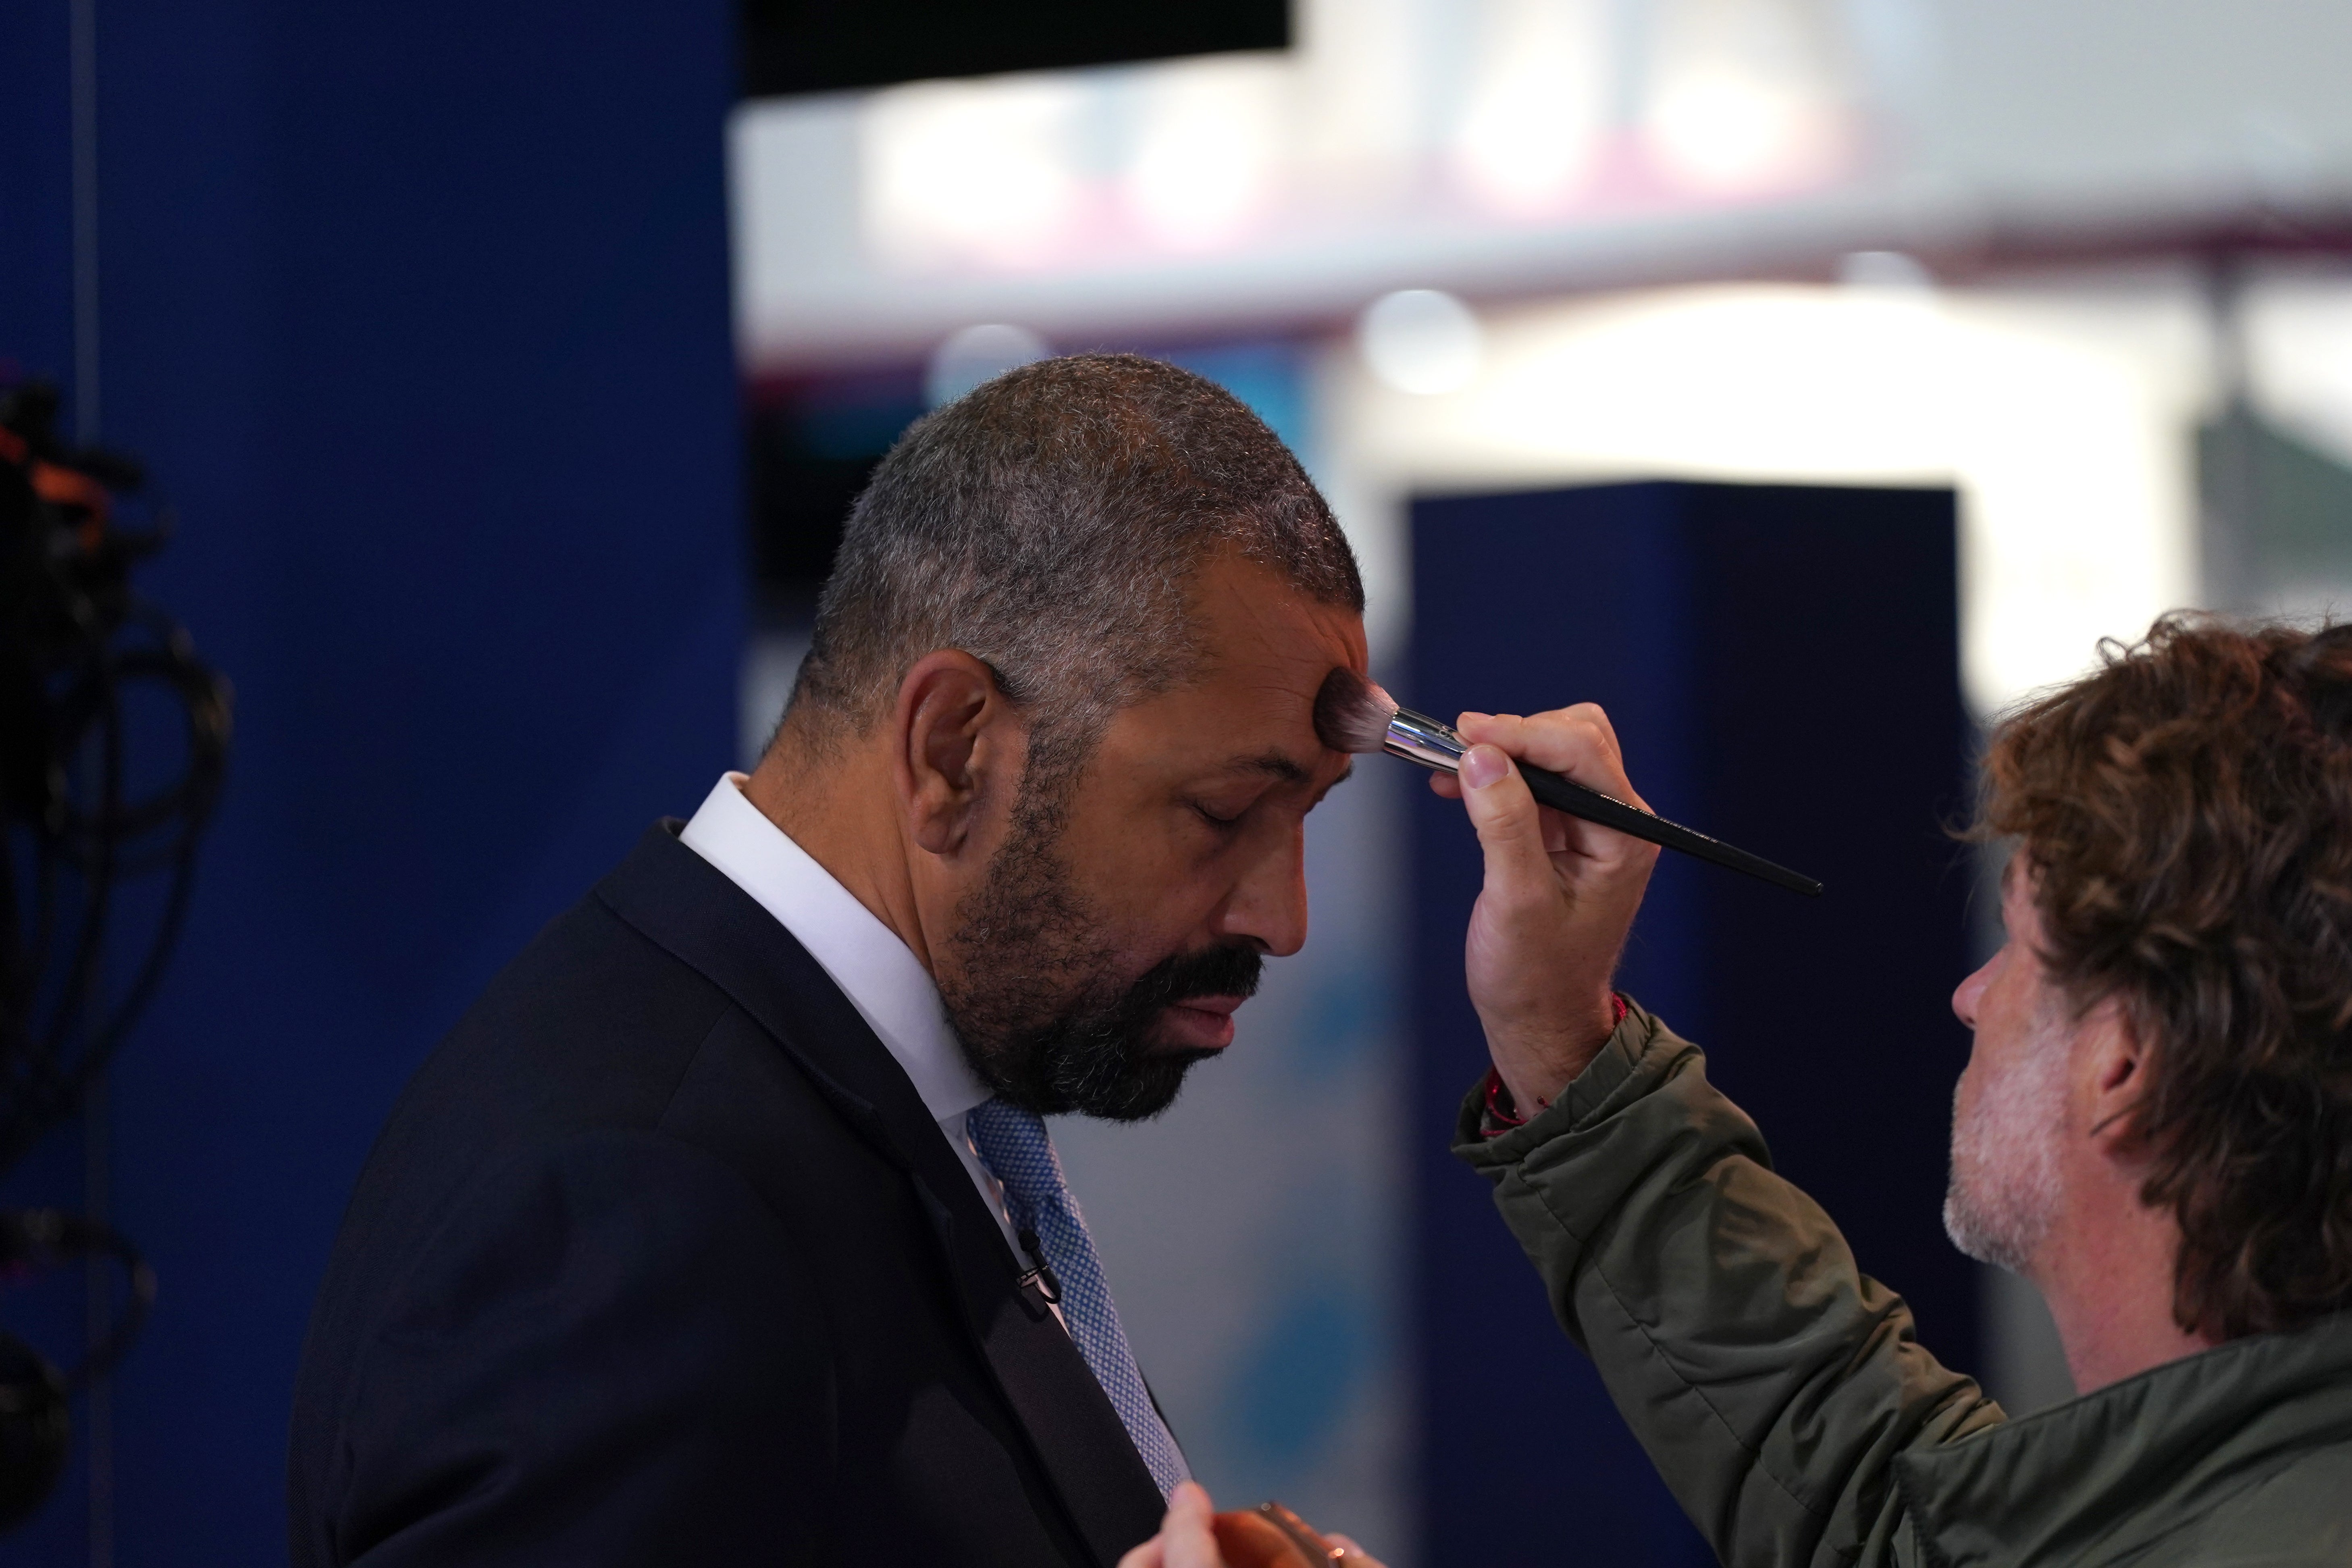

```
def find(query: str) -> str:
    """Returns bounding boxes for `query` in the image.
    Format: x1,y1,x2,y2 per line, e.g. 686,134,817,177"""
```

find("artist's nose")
1214,829,1310,957
1952,953,1992,1031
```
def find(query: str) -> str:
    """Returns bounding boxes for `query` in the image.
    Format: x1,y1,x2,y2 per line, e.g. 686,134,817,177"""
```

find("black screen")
741,0,1290,98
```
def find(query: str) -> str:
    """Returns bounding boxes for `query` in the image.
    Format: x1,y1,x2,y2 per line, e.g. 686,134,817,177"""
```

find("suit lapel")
596,824,1169,1565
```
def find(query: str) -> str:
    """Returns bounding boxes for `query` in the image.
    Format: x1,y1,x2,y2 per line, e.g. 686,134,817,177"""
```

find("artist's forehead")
1999,853,2032,898
1998,854,2046,936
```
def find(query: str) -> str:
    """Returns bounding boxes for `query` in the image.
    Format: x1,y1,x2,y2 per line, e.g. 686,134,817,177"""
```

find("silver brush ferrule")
1383,707,1468,773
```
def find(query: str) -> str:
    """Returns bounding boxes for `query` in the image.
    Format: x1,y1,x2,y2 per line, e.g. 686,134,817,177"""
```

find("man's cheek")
1088,865,1219,946
1107,940,1175,996
1073,830,1186,908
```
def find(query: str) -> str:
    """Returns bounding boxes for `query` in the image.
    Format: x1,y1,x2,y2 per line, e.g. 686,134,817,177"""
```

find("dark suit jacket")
289,822,1168,1566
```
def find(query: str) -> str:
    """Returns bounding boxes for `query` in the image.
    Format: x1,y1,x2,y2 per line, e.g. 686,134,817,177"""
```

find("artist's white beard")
1944,1014,2071,1274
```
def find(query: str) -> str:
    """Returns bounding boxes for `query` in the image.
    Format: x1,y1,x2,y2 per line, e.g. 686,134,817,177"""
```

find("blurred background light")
1326,283,2202,717
925,322,1051,407
1449,0,1611,215
861,76,1088,270
1838,248,1937,292
1123,57,1288,249
1358,289,1484,396
1642,0,1849,194
1290,0,1422,206
758,0,1881,366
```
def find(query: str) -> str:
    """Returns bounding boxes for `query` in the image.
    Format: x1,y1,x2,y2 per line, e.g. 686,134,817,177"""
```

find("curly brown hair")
1978,613,2352,1340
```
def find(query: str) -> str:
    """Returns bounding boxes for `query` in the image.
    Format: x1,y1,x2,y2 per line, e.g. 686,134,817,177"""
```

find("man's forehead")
1118,665,1354,791
1146,553,1366,776
1190,552,1367,664
1217,748,1312,784
1206,748,1354,788
1182,654,1359,773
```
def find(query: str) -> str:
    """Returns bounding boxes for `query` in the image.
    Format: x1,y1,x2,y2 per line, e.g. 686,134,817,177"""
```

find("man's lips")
1160,994,1247,1049
1171,995,1245,1017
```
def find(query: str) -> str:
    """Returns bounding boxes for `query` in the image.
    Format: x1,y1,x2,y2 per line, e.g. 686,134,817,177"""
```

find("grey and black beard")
940,794,1262,1122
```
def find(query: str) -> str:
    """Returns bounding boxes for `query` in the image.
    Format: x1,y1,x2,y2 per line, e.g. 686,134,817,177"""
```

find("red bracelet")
1482,1069,1527,1131
1483,993,1627,1135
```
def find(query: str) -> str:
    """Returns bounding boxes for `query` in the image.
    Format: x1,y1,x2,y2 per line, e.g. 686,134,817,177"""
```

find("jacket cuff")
1451,997,1666,1172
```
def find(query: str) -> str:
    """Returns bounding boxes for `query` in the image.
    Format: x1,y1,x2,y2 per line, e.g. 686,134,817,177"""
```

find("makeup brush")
1314,668,1822,897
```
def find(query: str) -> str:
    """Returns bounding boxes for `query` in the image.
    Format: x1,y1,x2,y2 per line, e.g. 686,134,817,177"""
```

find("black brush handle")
1516,760,1822,897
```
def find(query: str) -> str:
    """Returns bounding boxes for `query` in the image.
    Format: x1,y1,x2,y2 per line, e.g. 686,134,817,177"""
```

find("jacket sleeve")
1452,1001,2005,1568
324,1127,836,1566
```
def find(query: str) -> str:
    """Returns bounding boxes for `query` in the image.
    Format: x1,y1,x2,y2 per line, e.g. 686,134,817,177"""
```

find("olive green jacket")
1453,1001,2352,1567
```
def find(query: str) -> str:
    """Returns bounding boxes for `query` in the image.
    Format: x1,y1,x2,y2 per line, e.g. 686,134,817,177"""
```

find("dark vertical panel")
1679,484,1977,1353
1408,484,1712,1568
0,7,91,1551
4,4,741,1560
1409,480,1969,1567
0,0,76,395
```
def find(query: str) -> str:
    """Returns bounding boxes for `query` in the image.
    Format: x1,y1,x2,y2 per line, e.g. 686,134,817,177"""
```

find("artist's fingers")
1459,706,1647,813
1438,705,1643,867
1163,1483,1224,1568
1427,711,1496,801
1325,1534,1387,1568
1117,1482,1220,1568
1456,743,1560,920
1433,774,1562,855
1454,704,1659,1110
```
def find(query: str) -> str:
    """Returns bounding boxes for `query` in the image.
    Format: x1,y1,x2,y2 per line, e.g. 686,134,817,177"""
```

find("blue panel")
1673,483,1977,1355
0,0,75,402
1407,480,1969,1567
1,4,740,1561
1407,484,1712,1567
0,10,87,1544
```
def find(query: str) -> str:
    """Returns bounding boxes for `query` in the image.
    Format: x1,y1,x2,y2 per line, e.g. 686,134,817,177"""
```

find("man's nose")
1214,830,1310,957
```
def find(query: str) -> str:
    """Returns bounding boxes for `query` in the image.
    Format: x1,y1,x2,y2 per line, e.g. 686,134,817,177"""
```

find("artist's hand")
1117,1483,1384,1568
1117,1483,1221,1568
1432,706,1659,1116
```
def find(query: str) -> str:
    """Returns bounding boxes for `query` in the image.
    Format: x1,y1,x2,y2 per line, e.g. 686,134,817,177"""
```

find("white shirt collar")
677,773,993,1124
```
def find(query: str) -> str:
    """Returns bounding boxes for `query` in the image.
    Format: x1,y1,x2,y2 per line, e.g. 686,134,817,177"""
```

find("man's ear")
892,650,1013,859
2080,998,2152,1155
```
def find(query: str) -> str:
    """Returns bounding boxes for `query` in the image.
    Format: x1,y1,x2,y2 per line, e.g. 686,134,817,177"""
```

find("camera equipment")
0,1210,155,1530
0,378,229,1532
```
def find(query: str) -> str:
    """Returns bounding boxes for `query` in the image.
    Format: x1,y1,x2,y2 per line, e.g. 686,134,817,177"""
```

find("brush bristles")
1313,668,1400,754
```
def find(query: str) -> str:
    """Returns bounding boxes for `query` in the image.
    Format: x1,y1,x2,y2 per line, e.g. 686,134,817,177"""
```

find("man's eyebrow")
1210,755,1356,800
1218,750,1314,784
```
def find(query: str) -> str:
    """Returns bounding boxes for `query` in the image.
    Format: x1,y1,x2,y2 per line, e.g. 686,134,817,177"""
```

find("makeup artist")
288,354,1367,1568
1436,616,2352,1564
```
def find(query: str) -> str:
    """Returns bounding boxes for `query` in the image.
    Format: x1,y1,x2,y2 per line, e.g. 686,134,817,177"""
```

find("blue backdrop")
1408,480,1975,1566
0,4,741,1560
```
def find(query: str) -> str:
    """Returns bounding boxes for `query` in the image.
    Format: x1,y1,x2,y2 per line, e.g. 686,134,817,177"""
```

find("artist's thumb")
1459,744,1552,910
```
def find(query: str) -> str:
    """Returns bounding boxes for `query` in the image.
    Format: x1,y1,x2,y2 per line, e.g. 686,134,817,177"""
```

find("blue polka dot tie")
965,1097,1191,1499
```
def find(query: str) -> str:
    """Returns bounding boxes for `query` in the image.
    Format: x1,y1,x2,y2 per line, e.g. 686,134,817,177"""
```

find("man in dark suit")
289,354,1368,1566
